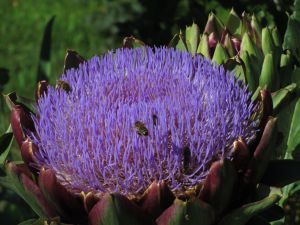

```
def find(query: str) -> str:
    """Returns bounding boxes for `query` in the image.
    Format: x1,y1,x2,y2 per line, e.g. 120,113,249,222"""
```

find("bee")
134,121,148,136
56,80,72,93
183,146,191,173
152,114,158,126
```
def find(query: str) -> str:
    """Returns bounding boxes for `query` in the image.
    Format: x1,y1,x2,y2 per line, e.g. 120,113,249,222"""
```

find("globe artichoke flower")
5,45,297,225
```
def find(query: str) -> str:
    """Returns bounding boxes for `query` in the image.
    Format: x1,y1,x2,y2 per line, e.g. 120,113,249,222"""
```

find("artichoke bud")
225,8,242,37
212,43,229,65
197,33,210,58
204,12,224,40
262,27,276,56
259,54,278,91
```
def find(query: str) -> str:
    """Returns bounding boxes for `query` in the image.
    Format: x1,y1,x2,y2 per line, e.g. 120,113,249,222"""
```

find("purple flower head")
32,47,258,198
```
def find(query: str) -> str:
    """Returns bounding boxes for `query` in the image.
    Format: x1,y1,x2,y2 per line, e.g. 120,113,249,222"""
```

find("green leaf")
287,98,300,156
0,131,13,166
272,83,297,111
156,198,215,225
37,16,55,82
218,195,281,225
291,67,300,94
185,23,200,56
273,98,298,158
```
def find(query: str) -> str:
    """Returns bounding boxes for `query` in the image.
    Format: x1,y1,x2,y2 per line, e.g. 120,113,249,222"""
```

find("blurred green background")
0,0,296,224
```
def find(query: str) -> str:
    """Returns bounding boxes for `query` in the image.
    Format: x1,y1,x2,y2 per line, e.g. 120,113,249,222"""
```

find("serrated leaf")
0,131,13,166
37,16,55,82
287,97,300,155
218,194,281,225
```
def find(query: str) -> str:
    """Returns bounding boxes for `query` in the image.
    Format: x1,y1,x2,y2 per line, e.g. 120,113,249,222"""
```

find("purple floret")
32,47,258,197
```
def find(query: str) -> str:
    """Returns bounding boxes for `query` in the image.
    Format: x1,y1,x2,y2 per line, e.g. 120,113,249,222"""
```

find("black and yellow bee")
56,80,72,93
134,121,148,136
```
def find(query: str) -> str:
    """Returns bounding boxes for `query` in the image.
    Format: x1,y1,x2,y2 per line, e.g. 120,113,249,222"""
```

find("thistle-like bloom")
31,47,257,198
